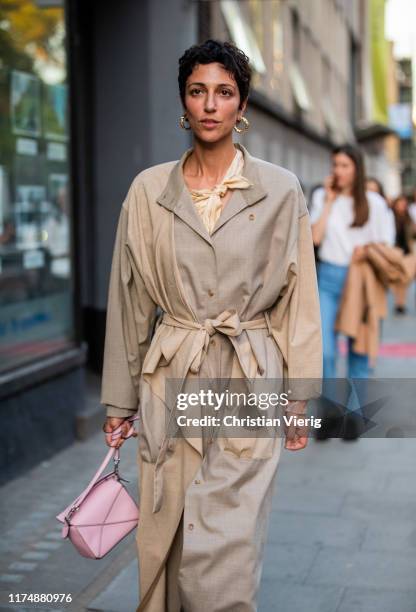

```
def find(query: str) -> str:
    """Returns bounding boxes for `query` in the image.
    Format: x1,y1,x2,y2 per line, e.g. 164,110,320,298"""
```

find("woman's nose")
204,94,216,111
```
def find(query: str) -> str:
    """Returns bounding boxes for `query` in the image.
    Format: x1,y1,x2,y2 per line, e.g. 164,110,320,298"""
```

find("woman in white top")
310,144,395,380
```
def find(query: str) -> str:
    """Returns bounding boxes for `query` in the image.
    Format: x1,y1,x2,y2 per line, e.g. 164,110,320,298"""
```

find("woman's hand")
311,177,337,246
284,400,309,451
323,174,339,205
102,416,137,449
351,245,367,263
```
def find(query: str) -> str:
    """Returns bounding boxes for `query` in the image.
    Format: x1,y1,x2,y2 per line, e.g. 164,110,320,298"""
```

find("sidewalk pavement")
0,284,415,612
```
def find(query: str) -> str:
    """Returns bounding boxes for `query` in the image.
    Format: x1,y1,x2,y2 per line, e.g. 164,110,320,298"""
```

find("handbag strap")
68,413,139,512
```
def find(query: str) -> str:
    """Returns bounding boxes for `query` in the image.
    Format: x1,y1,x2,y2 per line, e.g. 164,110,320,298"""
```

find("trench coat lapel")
156,148,213,245
210,144,268,235
156,142,268,243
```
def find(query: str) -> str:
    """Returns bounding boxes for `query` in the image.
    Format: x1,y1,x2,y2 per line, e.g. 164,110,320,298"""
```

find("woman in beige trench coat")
101,40,322,611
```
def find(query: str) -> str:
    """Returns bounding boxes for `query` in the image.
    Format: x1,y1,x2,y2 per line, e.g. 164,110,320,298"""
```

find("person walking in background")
365,176,386,199
309,144,395,380
390,194,416,314
366,176,396,246
363,177,395,361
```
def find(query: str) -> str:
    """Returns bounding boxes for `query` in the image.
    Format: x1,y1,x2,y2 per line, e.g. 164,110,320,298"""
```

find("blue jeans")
318,261,369,416
318,261,369,379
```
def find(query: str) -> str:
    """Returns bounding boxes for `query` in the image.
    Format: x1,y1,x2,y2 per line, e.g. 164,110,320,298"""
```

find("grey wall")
91,0,197,311
147,0,197,165
242,106,331,196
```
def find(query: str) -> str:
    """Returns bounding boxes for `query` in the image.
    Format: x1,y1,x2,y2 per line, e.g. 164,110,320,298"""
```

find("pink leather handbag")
56,414,139,559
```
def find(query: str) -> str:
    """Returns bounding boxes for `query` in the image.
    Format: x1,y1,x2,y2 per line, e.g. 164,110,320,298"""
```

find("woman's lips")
200,120,220,128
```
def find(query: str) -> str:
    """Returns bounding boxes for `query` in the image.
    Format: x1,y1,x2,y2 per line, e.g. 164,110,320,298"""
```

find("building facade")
396,58,415,196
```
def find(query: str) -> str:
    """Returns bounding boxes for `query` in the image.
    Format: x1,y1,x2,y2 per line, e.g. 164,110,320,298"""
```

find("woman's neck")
184,139,237,184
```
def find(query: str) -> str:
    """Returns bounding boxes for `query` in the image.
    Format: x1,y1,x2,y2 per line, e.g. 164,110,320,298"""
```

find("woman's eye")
189,88,232,96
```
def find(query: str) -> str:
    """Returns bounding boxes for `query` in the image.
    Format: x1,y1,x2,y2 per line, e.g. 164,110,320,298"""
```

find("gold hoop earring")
234,116,250,133
179,115,191,130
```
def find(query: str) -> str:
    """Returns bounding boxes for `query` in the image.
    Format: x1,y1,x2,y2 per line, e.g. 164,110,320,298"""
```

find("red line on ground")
339,339,416,358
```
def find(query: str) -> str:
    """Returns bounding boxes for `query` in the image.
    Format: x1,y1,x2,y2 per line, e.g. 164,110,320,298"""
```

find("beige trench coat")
100,142,322,611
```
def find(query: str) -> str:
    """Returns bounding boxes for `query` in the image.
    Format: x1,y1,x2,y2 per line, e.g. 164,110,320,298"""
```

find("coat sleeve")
269,178,323,400
100,181,158,418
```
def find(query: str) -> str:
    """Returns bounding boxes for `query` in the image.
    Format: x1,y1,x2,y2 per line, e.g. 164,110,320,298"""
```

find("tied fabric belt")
144,308,275,514
158,308,273,379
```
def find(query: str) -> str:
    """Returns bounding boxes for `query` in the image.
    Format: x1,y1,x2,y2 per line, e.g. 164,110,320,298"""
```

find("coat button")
188,523,194,531
208,289,215,297
249,213,255,220
194,479,201,485
210,339,216,346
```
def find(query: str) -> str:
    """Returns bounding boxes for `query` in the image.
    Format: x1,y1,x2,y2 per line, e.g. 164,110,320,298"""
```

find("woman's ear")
239,97,248,115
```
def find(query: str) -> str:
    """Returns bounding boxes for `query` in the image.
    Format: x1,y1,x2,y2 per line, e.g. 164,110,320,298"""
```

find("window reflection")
0,0,73,371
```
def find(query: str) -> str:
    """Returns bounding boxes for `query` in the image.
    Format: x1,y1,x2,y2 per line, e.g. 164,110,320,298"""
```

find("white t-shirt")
309,187,396,265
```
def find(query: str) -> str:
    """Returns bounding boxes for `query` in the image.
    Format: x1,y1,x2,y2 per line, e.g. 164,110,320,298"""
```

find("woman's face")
366,179,380,194
332,153,356,190
183,62,246,142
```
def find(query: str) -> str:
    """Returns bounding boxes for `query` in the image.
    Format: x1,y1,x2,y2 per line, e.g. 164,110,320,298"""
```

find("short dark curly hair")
178,39,252,110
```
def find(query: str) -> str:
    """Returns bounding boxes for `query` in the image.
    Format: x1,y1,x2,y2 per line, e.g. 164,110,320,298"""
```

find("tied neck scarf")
188,148,253,234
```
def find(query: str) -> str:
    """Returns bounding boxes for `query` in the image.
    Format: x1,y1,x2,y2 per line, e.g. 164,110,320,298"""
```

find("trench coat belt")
149,308,274,514
160,308,273,379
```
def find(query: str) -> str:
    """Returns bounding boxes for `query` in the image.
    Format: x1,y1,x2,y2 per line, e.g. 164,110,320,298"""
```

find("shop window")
0,0,74,372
